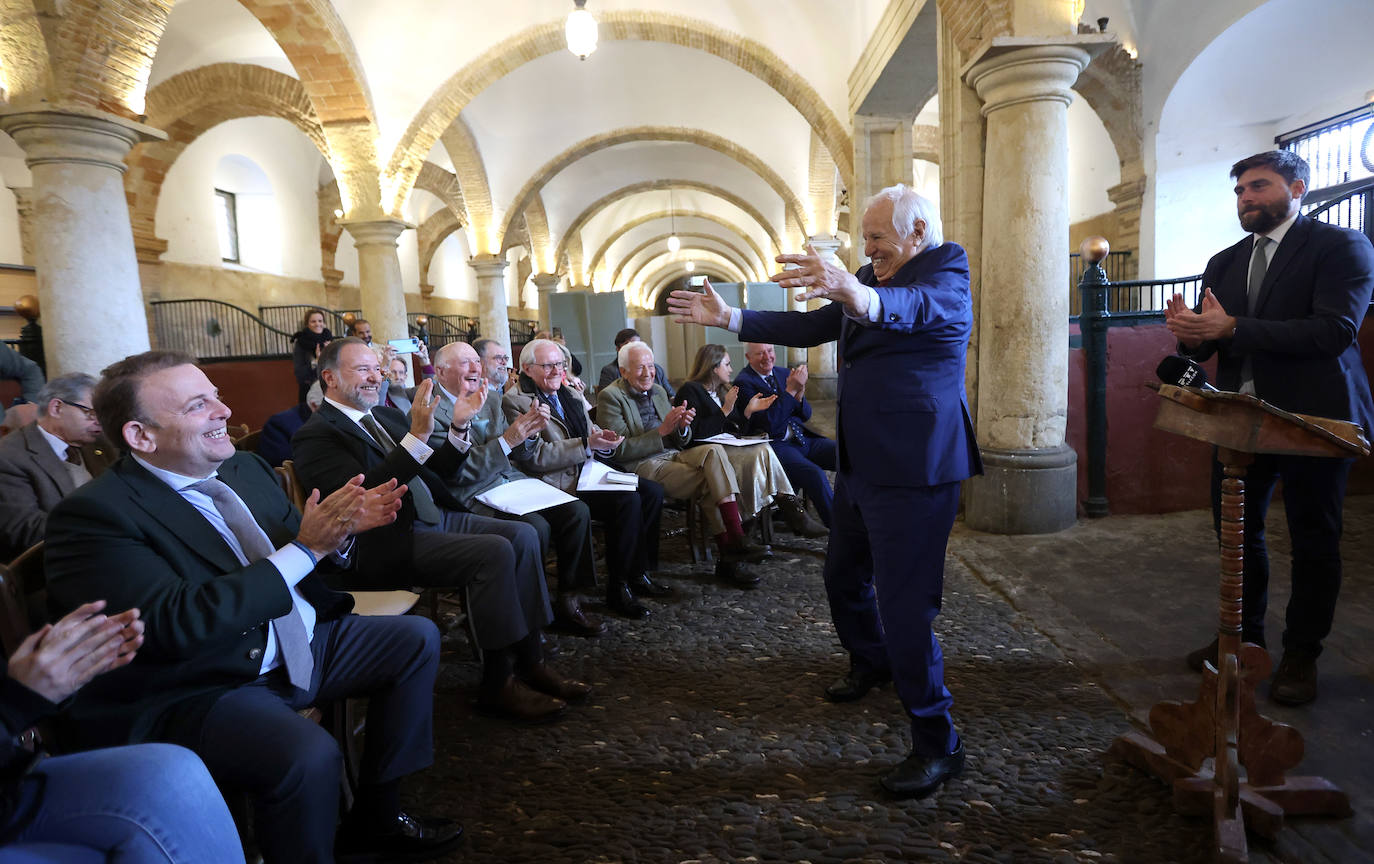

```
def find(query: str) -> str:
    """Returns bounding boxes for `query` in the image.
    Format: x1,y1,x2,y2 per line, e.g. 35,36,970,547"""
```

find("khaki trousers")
635,442,793,535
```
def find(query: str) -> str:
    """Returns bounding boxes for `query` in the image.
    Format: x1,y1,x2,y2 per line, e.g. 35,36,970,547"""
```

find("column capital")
0,107,166,173
340,218,411,247
530,273,561,292
468,254,508,279
963,39,1104,116
805,234,843,263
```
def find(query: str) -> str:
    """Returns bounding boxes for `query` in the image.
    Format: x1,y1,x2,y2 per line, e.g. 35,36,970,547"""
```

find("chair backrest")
276,459,308,511
234,429,262,452
0,565,34,658
227,423,251,443
6,542,46,634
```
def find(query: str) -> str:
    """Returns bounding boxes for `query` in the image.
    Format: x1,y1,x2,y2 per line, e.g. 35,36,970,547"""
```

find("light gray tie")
189,478,314,690
1247,235,1271,315
359,413,443,524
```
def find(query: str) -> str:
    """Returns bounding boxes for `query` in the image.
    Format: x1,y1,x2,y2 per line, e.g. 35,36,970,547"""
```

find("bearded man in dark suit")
44,350,460,863
1166,150,1374,706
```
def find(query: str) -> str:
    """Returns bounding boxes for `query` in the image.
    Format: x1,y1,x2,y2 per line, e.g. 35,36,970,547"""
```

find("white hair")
864,183,943,249
521,338,563,369
618,340,653,370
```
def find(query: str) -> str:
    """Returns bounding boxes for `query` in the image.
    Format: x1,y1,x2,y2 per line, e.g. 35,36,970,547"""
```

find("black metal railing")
1279,103,1373,192
151,299,295,361
411,313,478,350
510,319,538,346
1068,250,1132,314
258,305,362,344
1303,176,1373,242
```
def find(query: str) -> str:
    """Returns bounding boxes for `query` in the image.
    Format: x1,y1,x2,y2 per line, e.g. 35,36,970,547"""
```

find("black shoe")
474,678,567,724
548,594,606,637
880,742,965,799
718,536,772,564
715,559,761,589
628,572,673,597
1271,650,1319,705
777,495,828,538
824,666,891,703
336,811,464,862
607,583,651,619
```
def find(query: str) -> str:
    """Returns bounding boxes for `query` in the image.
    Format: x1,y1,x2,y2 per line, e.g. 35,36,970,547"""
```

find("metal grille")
1279,104,1374,192
1068,250,1133,315
258,305,361,348
151,299,295,360
411,313,478,350
1069,273,1203,324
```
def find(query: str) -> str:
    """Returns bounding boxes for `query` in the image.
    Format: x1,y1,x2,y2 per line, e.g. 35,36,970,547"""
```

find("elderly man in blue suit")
669,184,981,799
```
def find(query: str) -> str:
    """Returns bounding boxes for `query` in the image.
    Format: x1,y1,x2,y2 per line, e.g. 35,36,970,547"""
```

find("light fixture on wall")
566,0,598,60
666,189,681,252
684,261,695,273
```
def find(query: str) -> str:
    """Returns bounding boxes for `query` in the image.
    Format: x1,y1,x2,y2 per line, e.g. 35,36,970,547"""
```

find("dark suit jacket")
0,423,114,561
738,242,982,488
676,380,746,441
291,402,469,584
1185,215,1374,431
731,365,822,443
257,404,311,468
43,452,353,748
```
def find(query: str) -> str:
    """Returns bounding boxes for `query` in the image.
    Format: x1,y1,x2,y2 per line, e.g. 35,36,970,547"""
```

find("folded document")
474,477,579,515
577,459,640,492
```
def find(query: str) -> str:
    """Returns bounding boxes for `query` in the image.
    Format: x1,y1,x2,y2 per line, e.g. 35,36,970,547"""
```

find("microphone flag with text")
1155,355,1219,391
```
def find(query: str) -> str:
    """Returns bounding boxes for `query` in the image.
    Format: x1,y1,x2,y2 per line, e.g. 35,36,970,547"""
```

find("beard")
1238,198,1292,234
490,367,509,388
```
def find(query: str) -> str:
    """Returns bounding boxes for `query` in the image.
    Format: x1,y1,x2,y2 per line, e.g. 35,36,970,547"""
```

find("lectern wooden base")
1110,386,1366,862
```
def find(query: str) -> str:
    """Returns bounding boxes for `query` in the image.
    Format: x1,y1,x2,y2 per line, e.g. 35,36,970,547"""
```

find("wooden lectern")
1110,384,1369,863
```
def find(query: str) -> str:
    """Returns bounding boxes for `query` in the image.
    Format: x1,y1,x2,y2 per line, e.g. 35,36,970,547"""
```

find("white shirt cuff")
268,543,314,588
497,436,513,456
399,432,433,463
841,286,882,324
447,427,472,453
727,307,742,333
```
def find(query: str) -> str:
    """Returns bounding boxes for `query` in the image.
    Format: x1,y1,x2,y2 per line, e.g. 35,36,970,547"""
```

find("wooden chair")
227,423,251,444
6,542,47,634
234,429,262,453
0,564,32,658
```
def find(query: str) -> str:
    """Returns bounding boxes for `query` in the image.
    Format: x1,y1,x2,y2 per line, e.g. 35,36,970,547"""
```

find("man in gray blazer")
427,342,605,638
0,373,113,560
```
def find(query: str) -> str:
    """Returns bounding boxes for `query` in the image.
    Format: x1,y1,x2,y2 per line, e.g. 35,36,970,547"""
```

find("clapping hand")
657,402,695,436
786,364,808,397
720,385,741,416
1165,288,1234,348
744,392,777,418
588,427,623,451
8,601,144,703
503,402,547,447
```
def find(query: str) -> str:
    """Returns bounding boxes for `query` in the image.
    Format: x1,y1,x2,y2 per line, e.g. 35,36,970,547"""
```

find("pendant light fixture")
667,188,681,252
566,0,598,60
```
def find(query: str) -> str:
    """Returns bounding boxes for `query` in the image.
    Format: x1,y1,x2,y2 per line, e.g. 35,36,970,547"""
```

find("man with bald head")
428,341,605,637
669,184,981,799
733,342,836,527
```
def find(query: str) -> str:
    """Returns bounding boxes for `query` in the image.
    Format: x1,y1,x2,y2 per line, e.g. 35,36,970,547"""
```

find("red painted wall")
1067,319,1374,515
201,357,298,432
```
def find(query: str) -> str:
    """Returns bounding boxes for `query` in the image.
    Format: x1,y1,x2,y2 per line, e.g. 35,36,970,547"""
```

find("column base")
964,444,1077,534
808,375,837,400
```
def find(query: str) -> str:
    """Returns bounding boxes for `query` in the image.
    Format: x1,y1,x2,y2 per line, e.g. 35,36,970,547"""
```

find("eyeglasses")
60,399,96,419
531,361,567,372
488,354,511,364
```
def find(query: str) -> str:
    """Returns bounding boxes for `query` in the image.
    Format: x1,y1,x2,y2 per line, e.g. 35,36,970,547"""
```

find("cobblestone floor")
407,515,1217,864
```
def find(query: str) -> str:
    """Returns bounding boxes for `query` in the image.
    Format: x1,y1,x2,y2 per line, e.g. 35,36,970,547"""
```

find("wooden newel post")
1110,384,1368,863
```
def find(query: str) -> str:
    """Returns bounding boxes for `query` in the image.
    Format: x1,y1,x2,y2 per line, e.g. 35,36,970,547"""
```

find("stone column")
531,273,561,331
853,115,915,204
470,254,510,347
341,218,411,344
803,234,841,399
0,109,165,376
962,43,1091,534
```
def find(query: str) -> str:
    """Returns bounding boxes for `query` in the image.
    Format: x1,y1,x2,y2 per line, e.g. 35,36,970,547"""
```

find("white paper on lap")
577,459,640,492
699,433,771,447
475,477,579,515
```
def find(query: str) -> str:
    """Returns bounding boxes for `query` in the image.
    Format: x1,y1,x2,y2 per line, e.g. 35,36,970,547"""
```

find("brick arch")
417,208,464,282
556,180,784,281
125,63,326,262
610,232,760,290
589,211,769,280
440,118,496,253
414,160,467,221
641,254,750,307
317,179,344,291
384,11,854,215
522,196,553,272
1073,41,1142,169
497,126,807,253
0,0,54,104
235,0,383,215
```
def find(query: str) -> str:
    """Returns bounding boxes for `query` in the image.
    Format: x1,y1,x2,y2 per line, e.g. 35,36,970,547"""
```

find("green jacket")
594,378,691,472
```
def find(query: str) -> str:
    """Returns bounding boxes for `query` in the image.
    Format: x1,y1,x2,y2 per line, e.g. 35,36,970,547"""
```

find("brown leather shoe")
777,495,827,538
1270,651,1319,706
548,594,606,637
475,678,566,723
522,662,592,703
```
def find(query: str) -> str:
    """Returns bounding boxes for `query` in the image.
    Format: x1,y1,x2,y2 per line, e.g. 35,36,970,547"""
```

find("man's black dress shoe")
1271,650,1319,705
718,536,772,564
824,666,891,703
548,594,606,637
608,583,651,619
715,559,761,589
880,742,965,799
628,572,673,597
335,811,463,863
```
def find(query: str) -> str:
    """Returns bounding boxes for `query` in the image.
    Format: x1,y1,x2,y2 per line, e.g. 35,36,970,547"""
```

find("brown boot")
777,495,827,538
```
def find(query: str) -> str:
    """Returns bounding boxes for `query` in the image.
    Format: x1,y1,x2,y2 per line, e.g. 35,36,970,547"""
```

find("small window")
215,189,240,263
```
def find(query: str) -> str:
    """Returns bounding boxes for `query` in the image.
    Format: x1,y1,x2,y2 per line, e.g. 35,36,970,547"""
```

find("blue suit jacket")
732,364,817,442
1186,214,1374,432
738,242,981,488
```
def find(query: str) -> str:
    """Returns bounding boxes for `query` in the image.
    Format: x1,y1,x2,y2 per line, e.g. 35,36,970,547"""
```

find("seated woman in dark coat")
677,344,825,538
289,308,332,404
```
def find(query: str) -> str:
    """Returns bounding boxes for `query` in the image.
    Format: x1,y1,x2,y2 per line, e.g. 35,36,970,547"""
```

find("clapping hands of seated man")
657,401,695,438
8,600,143,703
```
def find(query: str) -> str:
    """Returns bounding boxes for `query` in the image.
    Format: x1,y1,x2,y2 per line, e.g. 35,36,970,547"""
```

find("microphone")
1156,355,1218,391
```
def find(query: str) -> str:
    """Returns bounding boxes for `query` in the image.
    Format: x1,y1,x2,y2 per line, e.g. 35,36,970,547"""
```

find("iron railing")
151,299,296,360
411,313,478,350
1303,176,1373,242
1068,250,1132,315
510,319,538,345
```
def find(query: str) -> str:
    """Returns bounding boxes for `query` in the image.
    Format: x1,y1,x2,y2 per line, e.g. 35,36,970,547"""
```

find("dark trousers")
580,478,665,585
1210,452,1353,656
472,498,594,593
823,471,960,758
412,509,551,649
773,435,837,526
192,614,439,864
